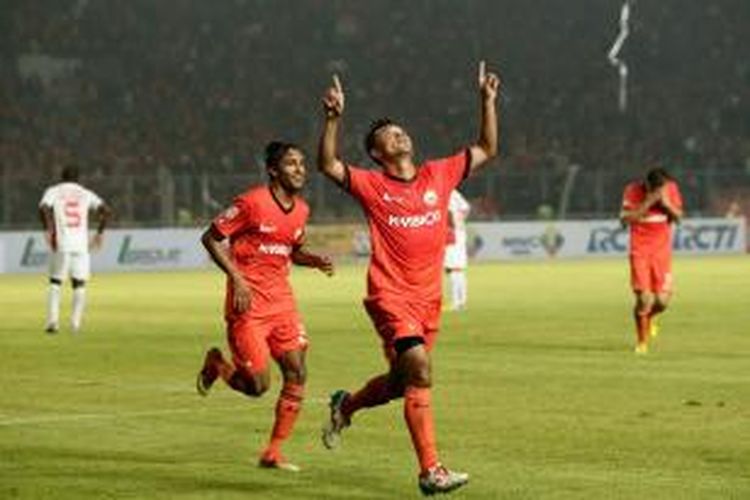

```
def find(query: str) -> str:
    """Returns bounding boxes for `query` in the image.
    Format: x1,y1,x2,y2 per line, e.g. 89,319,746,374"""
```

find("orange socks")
635,311,650,345
404,386,439,473
264,382,304,457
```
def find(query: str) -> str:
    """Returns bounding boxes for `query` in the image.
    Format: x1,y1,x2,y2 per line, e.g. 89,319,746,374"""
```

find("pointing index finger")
332,74,343,93
479,61,486,81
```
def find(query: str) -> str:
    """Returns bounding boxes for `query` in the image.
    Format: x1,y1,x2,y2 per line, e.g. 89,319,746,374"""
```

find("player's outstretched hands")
478,61,500,101
316,255,335,277
232,277,252,313
322,74,345,118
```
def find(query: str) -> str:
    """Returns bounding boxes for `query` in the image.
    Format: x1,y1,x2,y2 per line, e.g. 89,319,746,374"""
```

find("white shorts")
444,244,468,270
49,251,91,282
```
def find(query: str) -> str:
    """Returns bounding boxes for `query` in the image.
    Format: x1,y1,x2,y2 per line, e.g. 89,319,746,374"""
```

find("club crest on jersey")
423,189,438,207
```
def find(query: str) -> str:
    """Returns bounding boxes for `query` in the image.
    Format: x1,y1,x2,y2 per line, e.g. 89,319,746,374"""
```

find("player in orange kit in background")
317,62,500,496
620,167,684,354
196,141,333,471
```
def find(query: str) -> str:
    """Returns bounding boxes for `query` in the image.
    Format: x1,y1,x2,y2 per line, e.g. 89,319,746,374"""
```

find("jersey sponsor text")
387,210,441,229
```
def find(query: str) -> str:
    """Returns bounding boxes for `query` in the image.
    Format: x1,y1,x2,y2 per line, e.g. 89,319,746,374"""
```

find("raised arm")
317,75,348,186
658,185,684,223
201,225,251,313
468,61,501,174
620,190,661,225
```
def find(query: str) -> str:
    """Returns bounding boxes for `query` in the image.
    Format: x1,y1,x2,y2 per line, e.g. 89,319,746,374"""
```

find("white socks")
449,271,467,310
47,283,87,332
46,283,62,328
71,287,86,332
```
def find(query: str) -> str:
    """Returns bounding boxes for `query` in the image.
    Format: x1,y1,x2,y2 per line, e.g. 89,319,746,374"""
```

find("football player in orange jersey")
197,141,333,471
317,62,500,495
620,167,684,354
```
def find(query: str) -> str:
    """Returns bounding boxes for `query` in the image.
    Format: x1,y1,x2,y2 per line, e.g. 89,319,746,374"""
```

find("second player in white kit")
444,190,471,311
39,165,111,334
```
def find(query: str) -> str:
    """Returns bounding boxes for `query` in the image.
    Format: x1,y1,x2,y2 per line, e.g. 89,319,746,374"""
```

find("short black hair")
645,167,671,191
61,164,79,182
264,141,300,169
364,118,396,161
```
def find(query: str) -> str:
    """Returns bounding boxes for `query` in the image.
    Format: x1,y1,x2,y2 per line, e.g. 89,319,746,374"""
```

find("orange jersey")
212,186,308,319
347,150,470,303
621,180,683,257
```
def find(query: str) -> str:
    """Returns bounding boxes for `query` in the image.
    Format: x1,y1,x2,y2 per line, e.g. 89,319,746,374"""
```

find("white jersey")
448,190,470,236
40,182,104,253
444,190,471,269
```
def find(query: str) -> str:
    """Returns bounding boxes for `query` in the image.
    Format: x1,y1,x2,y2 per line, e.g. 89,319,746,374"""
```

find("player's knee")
407,365,432,388
282,364,306,385
636,293,655,313
655,296,670,312
279,351,307,385
71,279,86,289
397,347,432,388
50,278,62,286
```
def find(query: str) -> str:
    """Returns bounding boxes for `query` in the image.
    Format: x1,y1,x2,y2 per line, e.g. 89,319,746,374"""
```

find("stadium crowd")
1,0,748,223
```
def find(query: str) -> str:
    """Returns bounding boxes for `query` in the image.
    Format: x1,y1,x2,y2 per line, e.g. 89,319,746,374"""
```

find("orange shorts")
226,312,308,377
630,253,673,294
363,297,441,365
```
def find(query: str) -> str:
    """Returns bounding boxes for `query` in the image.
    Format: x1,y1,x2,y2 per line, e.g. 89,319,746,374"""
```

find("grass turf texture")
1,256,749,499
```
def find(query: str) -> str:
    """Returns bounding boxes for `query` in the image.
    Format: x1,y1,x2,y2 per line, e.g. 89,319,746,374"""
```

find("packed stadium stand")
2,0,748,226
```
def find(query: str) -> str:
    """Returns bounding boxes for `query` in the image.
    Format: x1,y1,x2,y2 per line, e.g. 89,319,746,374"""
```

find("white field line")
0,399,327,428
10,375,205,393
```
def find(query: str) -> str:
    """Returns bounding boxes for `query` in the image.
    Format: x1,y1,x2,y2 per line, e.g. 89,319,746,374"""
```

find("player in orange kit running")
197,141,333,471
620,167,684,354
317,62,500,496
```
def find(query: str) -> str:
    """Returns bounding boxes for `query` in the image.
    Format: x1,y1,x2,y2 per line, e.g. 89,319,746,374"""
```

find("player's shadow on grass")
309,462,411,499
12,445,400,498
10,445,275,494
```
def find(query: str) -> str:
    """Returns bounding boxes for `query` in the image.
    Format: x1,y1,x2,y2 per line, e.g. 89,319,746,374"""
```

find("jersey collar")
383,169,417,184
268,185,295,214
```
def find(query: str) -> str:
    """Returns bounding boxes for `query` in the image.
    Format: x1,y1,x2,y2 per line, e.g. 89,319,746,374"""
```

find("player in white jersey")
39,165,111,334
443,190,471,311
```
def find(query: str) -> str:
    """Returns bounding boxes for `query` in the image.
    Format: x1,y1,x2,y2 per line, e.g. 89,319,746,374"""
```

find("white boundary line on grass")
0,405,250,427
0,398,327,428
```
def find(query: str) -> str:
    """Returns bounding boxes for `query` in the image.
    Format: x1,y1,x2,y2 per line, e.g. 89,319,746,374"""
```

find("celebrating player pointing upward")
318,62,500,496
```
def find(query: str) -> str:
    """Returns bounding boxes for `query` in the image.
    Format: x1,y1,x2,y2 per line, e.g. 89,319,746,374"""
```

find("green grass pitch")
1,256,749,499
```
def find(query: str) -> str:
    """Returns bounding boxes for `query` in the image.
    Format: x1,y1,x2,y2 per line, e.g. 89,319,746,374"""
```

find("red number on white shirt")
64,199,82,227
